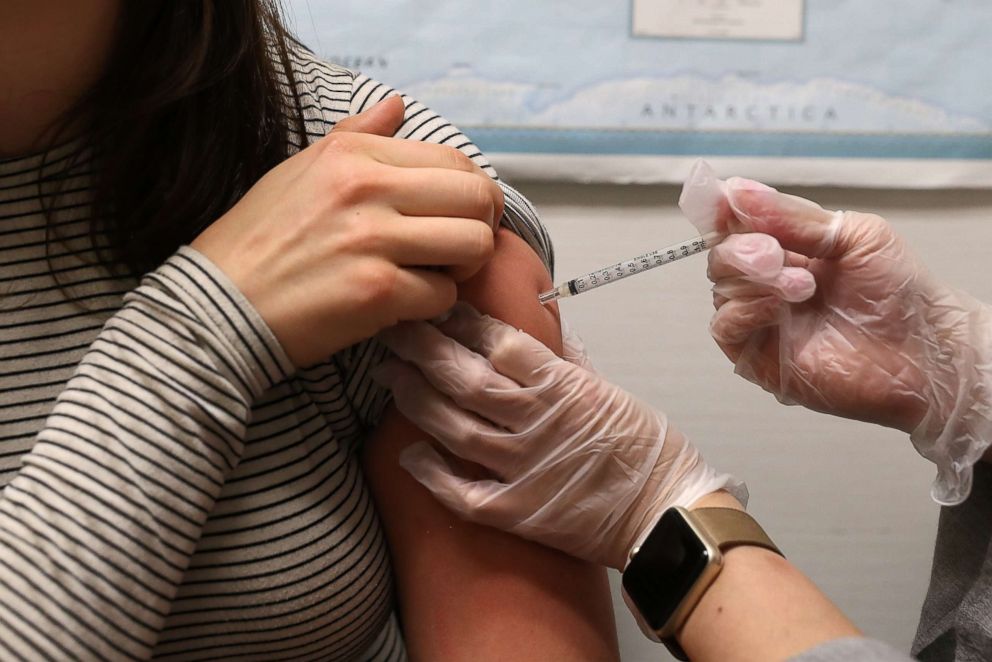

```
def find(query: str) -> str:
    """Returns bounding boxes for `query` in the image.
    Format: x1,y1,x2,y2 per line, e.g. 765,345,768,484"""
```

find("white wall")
512,180,992,661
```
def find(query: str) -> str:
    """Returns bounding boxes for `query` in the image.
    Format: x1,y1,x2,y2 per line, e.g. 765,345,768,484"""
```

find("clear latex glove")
372,304,745,570
702,176,992,505
560,318,596,371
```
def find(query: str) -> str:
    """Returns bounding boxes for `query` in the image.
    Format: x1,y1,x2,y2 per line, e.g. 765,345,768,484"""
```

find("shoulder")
281,49,484,157
457,227,561,349
279,49,553,271
278,50,553,272
281,47,356,134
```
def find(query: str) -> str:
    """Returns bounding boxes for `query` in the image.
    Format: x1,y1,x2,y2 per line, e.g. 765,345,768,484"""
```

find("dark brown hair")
45,0,305,276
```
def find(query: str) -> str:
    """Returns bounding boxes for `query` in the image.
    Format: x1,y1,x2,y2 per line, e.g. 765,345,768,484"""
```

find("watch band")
689,507,782,557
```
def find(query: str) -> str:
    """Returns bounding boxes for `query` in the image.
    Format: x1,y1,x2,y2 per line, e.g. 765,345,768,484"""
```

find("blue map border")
467,128,992,160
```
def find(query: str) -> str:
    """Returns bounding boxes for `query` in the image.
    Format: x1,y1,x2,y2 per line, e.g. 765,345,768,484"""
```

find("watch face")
622,509,712,631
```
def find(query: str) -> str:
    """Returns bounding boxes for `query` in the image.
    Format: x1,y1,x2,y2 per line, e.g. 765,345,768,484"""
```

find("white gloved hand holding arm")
706,179,992,505
373,303,744,570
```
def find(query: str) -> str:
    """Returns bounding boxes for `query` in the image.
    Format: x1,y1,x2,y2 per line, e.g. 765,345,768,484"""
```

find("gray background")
514,181,992,661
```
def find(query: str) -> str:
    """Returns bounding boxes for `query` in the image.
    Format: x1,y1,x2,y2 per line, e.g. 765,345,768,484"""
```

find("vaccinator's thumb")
331,95,405,136
726,180,845,259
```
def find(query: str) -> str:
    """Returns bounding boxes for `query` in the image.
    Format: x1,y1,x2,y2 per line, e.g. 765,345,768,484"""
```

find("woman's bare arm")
362,228,619,661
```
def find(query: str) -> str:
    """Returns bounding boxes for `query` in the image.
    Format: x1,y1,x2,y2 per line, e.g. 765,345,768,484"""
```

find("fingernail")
726,179,779,221
735,233,765,253
727,234,783,278
780,269,817,303
375,92,403,106
726,188,775,227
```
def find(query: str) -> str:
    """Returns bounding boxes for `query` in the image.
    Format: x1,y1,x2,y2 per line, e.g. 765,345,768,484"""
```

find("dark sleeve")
789,638,916,662
911,462,992,661
797,458,992,662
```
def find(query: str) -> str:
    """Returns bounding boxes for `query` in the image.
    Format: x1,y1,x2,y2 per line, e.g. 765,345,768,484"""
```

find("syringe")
538,231,724,304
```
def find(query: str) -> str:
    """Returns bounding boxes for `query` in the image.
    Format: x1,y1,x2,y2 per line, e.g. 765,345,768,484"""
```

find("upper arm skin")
362,228,620,661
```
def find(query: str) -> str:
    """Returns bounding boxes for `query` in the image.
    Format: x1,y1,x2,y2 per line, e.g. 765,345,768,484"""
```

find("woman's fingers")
385,267,459,322
193,98,509,368
384,165,503,230
325,129,477,173
380,216,495,281
330,95,406,137
319,133,504,231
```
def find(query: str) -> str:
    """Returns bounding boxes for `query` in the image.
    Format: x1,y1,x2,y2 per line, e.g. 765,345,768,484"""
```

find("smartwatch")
621,506,782,661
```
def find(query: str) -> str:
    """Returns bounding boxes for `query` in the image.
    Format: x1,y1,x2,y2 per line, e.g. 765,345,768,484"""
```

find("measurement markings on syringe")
537,233,721,305
572,240,707,292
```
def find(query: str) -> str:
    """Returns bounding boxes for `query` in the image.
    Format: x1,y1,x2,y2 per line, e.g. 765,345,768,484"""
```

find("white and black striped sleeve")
0,246,294,661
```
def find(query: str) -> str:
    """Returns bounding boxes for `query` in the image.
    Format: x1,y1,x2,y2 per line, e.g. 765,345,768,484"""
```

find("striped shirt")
0,49,552,661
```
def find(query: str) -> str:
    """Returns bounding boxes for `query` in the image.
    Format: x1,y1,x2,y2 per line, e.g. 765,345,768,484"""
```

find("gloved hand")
706,179,992,505
372,303,744,570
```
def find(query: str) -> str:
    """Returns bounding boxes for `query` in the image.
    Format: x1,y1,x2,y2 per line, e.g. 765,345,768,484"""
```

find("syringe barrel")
565,232,721,297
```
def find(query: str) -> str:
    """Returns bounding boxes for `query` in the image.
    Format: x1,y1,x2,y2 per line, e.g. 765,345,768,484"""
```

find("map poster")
286,0,992,188
633,0,805,41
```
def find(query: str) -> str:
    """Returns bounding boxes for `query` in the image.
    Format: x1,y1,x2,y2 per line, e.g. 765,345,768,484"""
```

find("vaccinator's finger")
707,233,785,281
400,443,511,527
438,303,564,388
709,296,781,346
378,317,545,431
712,268,816,303
727,184,846,259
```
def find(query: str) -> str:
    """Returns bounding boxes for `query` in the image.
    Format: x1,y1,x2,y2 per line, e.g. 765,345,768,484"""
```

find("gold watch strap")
688,507,783,557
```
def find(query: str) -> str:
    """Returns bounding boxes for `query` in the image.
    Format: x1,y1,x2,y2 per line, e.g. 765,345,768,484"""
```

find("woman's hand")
372,304,743,570
191,96,503,367
707,181,992,504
